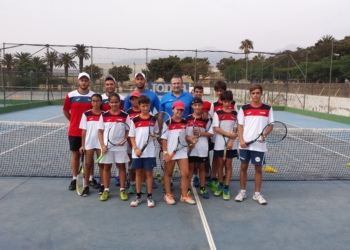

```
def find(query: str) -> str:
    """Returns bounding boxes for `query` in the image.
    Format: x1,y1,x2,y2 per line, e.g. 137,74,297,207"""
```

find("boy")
208,81,238,193
129,95,158,208
212,91,238,200
186,97,213,199
235,84,274,205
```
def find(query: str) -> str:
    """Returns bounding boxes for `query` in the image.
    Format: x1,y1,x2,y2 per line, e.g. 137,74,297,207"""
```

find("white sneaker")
180,195,196,205
253,194,267,205
147,197,155,208
163,194,176,205
235,190,247,202
130,197,142,207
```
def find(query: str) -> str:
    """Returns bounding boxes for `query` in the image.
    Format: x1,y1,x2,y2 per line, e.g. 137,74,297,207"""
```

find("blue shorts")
131,157,156,170
213,149,238,159
239,150,265,165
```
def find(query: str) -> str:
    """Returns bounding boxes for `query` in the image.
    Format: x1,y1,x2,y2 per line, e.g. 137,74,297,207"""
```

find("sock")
255,192,260,195
224,185,229,190
147,193,152,198
187,188,191,192
136,192,141,198
120,188,125,191
89,176,93,181
100,184,104,187
200,186,205,190
105,188,110,191
73,176,77,180
219,182,223,186
212,177,217,182
193,174,198,178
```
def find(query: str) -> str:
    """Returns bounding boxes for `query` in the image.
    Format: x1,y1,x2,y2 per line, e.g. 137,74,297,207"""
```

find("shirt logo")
107,119,111,121
260,112,266,114
247,112,252,114
89,118,94,121
75,98,80,101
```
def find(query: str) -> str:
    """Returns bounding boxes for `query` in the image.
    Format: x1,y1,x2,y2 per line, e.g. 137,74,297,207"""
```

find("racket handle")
245,140,255,146
169,152,175,159
95,153,104,163
223,147,227,161
140,144,147,152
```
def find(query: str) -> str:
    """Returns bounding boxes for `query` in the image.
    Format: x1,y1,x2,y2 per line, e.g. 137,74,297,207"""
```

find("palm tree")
71,44,90,73
315,35,336,46
239,39,254,81
2,53,15,75
44,51,59,76
57,53,77,79
14,52,32,64
31,56,46,71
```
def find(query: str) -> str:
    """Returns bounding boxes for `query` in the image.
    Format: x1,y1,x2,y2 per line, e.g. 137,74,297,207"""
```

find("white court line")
39,114,64,123
192,183,217,250
0,126,66,156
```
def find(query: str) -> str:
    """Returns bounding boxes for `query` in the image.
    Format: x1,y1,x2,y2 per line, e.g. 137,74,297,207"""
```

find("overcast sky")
1,0,349,53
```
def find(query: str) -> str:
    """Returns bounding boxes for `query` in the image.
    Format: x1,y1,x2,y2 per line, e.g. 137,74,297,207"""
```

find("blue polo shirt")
123,89,160,112
160,90,193,118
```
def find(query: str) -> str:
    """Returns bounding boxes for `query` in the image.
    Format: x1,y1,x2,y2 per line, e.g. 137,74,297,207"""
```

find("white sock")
89,176,93,181
255,192,260,195
73,176,77,180
241,190,246,193
105,188,110,191
120,188,125,191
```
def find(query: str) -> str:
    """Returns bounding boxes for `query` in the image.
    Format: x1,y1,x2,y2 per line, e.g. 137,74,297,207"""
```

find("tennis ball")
156,172,160,177
174,168,178,173
157,177,162,182
347,163,350,167
81,169,84,175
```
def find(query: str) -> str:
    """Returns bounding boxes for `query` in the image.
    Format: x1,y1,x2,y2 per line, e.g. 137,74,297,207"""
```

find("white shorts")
126,144,132,154
100,150,130,164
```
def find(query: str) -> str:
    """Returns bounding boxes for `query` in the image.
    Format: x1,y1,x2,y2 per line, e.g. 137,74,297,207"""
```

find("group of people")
63,71,274,208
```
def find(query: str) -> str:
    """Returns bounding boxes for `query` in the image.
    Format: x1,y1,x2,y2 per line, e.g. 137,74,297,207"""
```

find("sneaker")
147,197,155,208
163,194,176,205
200,188,209,199
89,178,100,189
100,190,110,201
69,179,76,190
141,183,147,194
115,176,120,186
180,195,196,205
130,197,142,207
235,190,247,202
82,186,90,197
193,176,200,187
209,180,217,192
162,182,173,193
152,180,158,188
125,179,130,188
214,184,224,196
98,185,104,195
120,190,129,201
223,189,230,200
128,183,136,194
205,176,211,186
253,193,267,205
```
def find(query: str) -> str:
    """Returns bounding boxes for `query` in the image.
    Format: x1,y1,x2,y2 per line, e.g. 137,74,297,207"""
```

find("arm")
98,129,107,154
80,130,86,154
63,110,70,121
161,139,170,163
238,124,246,148
129,137,142,157
214,127,237,140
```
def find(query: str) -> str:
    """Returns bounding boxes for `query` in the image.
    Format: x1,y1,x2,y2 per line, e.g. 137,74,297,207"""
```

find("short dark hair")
171,75,183,83
193,85,203,92
249,84,263,93
108,93,120,102
91,93,102,101
220,90,233,102
138,95,150,105
214,81,227,91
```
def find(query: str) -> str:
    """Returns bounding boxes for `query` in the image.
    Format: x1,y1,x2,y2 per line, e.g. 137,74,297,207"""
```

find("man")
123,72,160,113
101,74,125,186
159,75,193,118
63,72,95,190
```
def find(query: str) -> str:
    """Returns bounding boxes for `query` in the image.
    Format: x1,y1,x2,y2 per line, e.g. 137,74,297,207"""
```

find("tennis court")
1,105,350,249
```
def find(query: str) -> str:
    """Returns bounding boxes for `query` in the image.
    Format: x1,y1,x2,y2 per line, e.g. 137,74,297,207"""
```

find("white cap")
104,74,116,83
78,72,90,80
134,72,146,79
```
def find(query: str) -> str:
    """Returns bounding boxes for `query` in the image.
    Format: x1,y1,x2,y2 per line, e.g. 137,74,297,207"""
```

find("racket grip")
223,148,227,161
245,140,254,146
95,153,104,163
140,144,147,152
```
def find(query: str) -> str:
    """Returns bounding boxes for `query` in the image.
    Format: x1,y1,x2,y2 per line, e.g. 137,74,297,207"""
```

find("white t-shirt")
185,114,213,157
128,114,159,158
212,110,238,151
237,103,274,152
97,110,130,151
79,110,102,150
161,118,188,160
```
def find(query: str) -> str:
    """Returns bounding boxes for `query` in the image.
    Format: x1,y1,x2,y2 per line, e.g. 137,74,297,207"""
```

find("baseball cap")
172,100,185,110
78,72,90,80
130,91,141,98
134,72,146,79
104,74,116,83
191,97,203,105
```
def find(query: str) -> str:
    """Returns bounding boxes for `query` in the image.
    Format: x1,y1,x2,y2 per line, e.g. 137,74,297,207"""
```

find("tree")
44,51,59,76
57,53,77,79
14,52,32,64
108,65,132,86
31,56,47,72
180,57,210,82
146,56,182,82
239,39,254,81
2,53,15,75
83,64,102,81
72,44,90,73
216,57,236,71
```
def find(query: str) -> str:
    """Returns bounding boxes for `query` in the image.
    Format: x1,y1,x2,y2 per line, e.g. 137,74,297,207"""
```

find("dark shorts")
239,150,265,165
68,136,82,151
214,149,238,159
131,157,156,170
208,141,214,151
188,156,207,163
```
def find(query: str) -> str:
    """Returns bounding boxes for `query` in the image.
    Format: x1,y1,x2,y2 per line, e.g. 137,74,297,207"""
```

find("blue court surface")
1,106,350,249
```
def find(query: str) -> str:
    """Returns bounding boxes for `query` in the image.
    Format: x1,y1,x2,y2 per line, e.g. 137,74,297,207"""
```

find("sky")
1,0,349,55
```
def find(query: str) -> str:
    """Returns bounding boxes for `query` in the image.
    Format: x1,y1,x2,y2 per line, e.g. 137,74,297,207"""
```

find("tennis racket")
76,153,85,196
169,127,188,159
245,121,287,146
96,122,130,163
140,112,171,153
187,113,213,156
218,112,238,161
156,149,165,183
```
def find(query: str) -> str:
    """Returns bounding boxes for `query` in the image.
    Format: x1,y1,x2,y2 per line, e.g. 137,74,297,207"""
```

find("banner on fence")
148,82,189,95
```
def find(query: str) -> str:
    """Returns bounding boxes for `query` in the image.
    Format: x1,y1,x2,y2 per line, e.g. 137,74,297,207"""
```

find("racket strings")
265,122,287,143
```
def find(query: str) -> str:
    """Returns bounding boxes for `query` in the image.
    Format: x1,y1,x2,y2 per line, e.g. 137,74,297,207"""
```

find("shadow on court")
0,178,349,250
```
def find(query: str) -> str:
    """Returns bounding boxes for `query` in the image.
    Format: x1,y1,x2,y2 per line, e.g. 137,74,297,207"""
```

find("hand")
117,138,127,146
257,134,266,143
229,132,238,140
193,128,200,137
240,141,247,148
227,140,234,150
201,113,208,120
134,148,142,157
164,154,170,163
189,136,198,145
102,145,108,154
79,146,85,154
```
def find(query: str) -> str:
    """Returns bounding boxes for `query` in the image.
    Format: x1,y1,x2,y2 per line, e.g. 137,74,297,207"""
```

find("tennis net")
1,121,350,181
